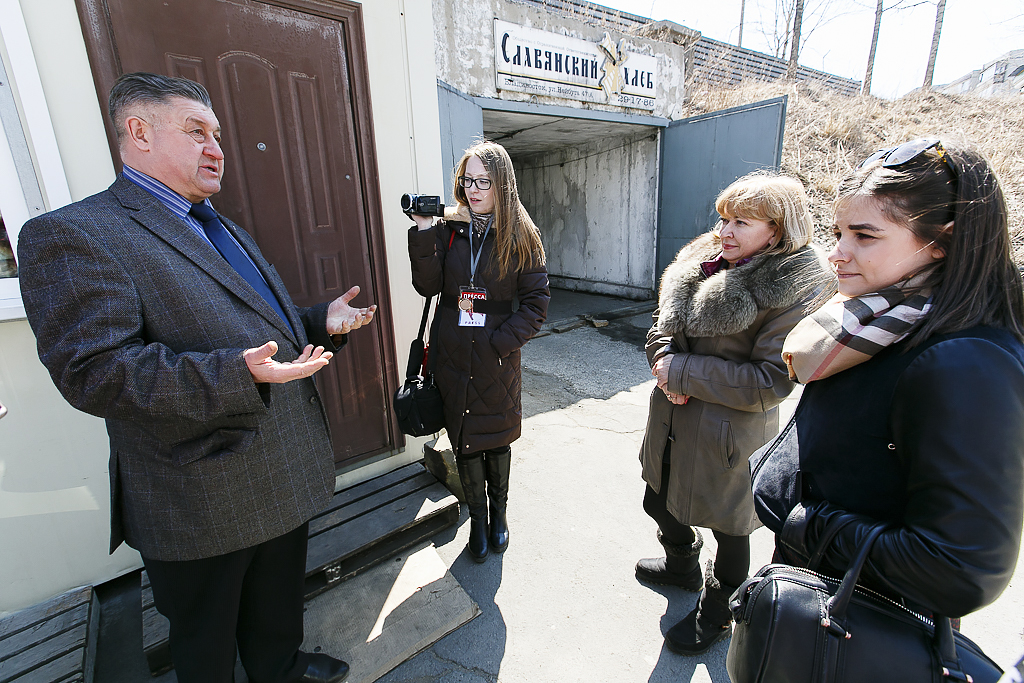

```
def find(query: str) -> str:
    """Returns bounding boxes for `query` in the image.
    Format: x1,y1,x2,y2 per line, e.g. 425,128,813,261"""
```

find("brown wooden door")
76,0,401,466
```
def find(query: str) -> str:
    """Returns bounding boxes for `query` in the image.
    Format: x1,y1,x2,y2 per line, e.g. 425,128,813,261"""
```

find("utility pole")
923,0,947,89
738,0,746,48
863,0,884,95
788,0,804,79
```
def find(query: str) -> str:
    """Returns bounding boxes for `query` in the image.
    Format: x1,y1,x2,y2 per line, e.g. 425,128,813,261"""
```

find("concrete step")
141,462,460,676
535,299,656,337
301,542,478,683
0,585,99,683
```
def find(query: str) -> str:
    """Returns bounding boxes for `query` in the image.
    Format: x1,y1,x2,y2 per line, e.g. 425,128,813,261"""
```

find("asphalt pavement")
376,287,1024,683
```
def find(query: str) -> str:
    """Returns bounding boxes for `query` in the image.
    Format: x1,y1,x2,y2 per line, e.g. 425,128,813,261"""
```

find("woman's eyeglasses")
459,176,492,190
858,137,952,174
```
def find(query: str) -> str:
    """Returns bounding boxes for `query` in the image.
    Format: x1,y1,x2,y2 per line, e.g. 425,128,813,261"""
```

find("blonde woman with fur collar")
408,141,549,564
637,172,830,655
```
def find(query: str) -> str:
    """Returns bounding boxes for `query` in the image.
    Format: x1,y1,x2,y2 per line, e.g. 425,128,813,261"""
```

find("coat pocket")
718,420,737,470
170,427,256,466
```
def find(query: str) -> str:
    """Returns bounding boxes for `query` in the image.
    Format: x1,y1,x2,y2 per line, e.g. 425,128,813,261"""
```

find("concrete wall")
433,0,686,120
515,130,658,299
0,0,442,614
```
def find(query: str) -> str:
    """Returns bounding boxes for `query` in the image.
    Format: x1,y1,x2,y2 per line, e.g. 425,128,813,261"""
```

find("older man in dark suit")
17,73,374,683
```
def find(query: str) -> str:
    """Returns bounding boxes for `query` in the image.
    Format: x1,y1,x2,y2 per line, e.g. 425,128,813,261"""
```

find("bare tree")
756,0,849,63
862,0,885,94
861,0,931,95
761,0,795,59
788,0,805,77
739,0,747,48
923,0,947,88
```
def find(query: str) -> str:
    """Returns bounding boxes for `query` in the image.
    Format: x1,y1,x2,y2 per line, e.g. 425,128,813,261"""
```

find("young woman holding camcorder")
406,140,548,564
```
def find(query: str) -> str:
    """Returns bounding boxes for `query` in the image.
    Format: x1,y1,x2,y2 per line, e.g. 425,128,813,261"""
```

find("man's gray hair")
108,72,213,145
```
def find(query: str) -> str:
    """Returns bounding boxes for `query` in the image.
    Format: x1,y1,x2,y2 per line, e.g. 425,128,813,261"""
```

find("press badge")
458,287,488,327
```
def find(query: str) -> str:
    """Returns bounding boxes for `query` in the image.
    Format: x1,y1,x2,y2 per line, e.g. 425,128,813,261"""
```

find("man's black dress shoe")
299,652,349,683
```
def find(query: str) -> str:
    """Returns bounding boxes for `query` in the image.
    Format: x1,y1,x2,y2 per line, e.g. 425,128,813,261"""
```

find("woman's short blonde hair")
714,171,814,255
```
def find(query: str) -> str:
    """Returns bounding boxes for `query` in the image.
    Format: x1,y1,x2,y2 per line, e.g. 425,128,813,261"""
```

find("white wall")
515,130,659,299
0,0,131,615
0,320,140,613
359,0,445,361
0,0,442,614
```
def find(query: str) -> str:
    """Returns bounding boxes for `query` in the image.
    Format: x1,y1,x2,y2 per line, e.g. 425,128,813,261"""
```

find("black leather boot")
457,454,489,563
299,652,350,682
664,560,738,655
636,528,703,590
485,448,511,553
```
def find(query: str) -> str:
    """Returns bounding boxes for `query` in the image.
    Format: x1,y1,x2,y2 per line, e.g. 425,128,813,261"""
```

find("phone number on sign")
614,94,656,108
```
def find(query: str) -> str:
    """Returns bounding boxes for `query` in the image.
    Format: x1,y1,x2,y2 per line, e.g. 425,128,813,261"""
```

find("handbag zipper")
741,564,933,626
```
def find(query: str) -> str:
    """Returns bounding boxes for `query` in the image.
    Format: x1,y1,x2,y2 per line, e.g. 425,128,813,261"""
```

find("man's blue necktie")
188,202,293,334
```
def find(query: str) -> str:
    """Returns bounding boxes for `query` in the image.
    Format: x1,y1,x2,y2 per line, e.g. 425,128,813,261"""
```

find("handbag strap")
405,296,433,379
808,515,859,572
416,295,432,341
424,295,441,377
406,227,456,380
825,523,887,620
934,614,970,681
822,524,970,681
415,227,457,379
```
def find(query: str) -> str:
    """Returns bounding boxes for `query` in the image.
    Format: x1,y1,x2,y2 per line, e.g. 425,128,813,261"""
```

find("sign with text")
494,20,658,110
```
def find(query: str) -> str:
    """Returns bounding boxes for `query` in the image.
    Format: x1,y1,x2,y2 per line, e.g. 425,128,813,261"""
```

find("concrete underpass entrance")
438,83,663,300
437,83,787,300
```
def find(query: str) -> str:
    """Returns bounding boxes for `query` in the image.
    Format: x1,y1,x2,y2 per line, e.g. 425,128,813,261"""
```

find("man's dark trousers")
142,523,309,683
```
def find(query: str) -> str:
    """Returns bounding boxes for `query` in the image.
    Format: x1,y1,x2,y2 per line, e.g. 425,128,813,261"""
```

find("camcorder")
401,193,444,217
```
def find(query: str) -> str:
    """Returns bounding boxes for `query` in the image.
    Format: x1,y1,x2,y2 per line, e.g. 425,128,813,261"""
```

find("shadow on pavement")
595,319,649,351
642,582,733,683
376,509,507,682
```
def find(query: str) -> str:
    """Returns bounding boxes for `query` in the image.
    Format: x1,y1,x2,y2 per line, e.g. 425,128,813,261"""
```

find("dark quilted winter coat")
408,206,549,453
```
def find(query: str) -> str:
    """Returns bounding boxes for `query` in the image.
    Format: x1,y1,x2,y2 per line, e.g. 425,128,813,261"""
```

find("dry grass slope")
680,81,1024,259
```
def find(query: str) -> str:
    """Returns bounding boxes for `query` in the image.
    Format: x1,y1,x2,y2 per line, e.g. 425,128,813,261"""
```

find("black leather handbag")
392,296,445,437
727,523,1003,683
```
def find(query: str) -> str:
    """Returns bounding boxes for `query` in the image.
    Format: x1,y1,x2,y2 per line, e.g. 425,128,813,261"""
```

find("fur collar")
657,231,831,338
445,204,471,223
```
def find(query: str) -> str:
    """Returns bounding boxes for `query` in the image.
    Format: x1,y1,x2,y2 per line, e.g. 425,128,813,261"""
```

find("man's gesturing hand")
245,341,333,384
327,285,377,336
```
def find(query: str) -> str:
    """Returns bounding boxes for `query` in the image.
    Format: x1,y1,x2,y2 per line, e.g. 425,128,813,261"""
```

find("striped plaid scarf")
782,277,932,383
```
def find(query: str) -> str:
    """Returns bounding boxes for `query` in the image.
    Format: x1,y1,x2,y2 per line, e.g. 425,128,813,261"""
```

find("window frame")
0,0,72,320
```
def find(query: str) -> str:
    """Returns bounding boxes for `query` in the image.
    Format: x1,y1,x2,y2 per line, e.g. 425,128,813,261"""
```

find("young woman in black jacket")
753,138,1024,626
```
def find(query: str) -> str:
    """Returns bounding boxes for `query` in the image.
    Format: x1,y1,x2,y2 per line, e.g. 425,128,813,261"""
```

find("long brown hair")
453,141,545,279
837,140,1024,346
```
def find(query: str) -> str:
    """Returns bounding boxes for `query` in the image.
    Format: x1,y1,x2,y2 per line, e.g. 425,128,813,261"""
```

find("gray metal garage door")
656,96,787,279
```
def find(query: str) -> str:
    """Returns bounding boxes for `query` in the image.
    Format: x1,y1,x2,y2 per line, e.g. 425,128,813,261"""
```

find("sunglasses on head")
857,137,953,174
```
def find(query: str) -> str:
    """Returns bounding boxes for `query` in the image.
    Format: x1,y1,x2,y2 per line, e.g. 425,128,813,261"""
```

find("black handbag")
727,523,1003,683
392,295,445,437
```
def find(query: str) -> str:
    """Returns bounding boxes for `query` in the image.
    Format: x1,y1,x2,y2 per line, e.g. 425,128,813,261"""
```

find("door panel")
76,0,399,465
656,96,787,280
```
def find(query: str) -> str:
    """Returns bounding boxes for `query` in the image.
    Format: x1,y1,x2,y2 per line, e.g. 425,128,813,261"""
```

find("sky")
594,0,1024,98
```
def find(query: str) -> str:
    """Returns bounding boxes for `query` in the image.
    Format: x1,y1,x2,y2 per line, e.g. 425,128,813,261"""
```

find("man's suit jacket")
18,175,340,561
